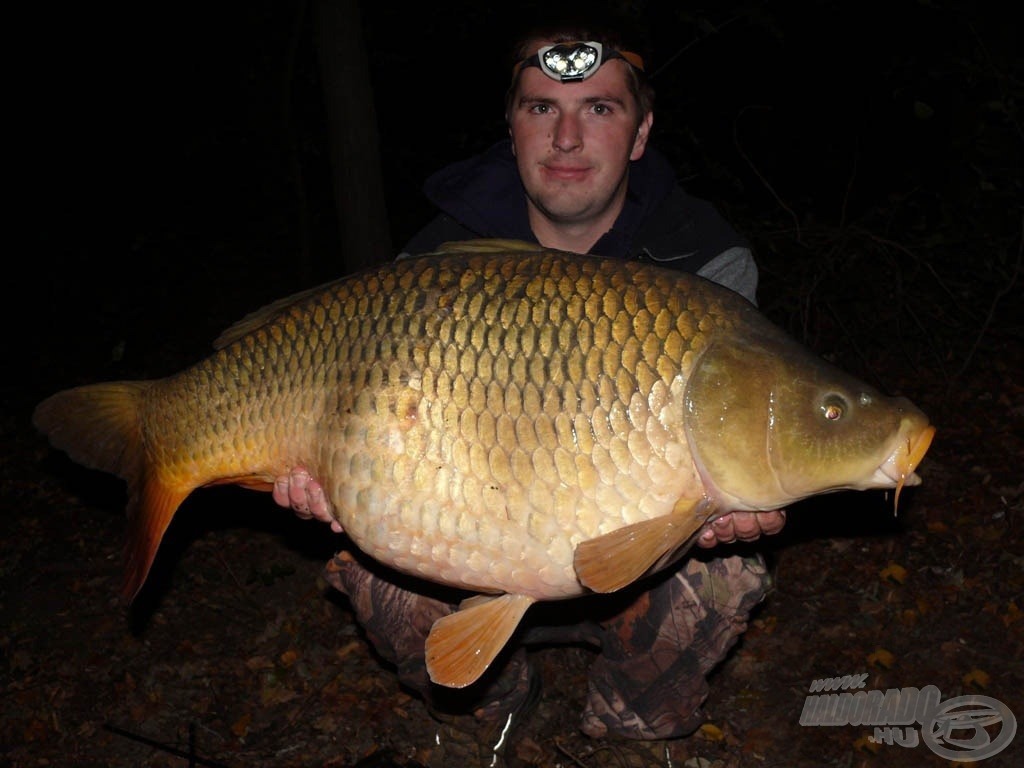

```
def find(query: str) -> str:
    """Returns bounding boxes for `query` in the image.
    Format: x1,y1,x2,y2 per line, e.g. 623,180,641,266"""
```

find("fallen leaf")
231,712,251,739
699,723,725,742
879,563,907,584
963,669,990,689
335,640,364,660
280,649,298,667
260,685,299,706
854,734,880,753
867,648,895,669
751,615,777,634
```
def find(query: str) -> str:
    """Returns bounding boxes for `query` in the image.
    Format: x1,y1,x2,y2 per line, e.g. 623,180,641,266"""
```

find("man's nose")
552,113,582,151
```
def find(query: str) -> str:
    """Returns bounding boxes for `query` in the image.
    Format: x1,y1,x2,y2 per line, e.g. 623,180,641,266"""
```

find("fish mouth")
875,424,936,508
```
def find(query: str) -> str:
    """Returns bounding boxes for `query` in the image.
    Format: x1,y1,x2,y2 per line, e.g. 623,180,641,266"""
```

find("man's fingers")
272,467,340,530
305,480,340,529
289,469,310,510
696,528,719,548
696,515,734,548
273,477,292,509
730,512,762,541
695,509,788,548
757,509,787,536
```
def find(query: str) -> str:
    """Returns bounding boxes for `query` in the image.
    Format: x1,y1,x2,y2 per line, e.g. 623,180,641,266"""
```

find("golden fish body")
33,240,934,688
319,254,712,602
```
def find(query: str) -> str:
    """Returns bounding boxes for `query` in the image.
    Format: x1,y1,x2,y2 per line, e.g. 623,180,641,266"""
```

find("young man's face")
508,51,653,232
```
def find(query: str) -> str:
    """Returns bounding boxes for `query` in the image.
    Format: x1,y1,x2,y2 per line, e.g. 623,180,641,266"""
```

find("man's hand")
696,510,786,548
273,467,341,533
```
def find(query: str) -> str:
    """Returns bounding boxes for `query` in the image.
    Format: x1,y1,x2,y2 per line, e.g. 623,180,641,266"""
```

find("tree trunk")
313,0,393,274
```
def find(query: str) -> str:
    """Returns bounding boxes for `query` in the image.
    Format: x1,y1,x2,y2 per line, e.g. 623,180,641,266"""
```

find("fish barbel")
33,239,935,688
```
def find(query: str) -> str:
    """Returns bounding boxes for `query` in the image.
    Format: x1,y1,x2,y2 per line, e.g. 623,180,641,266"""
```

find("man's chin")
533,197,598,224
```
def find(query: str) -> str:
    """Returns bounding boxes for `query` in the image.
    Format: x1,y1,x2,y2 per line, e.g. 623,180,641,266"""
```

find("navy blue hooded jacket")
400,139,756,302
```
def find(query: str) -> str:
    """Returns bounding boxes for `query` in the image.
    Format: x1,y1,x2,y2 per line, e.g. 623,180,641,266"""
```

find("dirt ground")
6,3,1022,766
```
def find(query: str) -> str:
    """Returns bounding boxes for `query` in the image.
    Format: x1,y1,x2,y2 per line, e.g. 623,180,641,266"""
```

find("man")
274,17,785,754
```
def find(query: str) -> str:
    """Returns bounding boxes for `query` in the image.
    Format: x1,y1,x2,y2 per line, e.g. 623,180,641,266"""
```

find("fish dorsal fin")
425,593,534,688
433,238,542,255
574,499,715,594
212,281,341,350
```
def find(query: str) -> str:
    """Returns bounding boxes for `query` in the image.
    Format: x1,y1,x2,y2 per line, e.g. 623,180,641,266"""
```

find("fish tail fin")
425,593,534,688
33,382,150,479
33,381,187,601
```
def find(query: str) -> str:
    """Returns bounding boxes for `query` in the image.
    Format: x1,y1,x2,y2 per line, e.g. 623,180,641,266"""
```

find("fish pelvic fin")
425,593,534,689
33,381,187,602
574,498,715,594
122,475,192,601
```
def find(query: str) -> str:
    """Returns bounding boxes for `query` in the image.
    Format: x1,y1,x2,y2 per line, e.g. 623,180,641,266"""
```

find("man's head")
503,19,656,252
505,22,655,122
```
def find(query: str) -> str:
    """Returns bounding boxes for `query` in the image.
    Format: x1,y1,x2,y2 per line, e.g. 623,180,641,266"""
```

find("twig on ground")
104,721,231,768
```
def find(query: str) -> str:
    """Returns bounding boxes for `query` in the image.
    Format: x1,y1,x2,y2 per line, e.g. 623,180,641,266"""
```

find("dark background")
23,0,1019,392
7,2,1022,766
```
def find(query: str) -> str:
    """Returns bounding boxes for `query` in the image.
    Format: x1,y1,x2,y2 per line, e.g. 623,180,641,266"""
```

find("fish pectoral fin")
425,593,534,689
574,498,714,594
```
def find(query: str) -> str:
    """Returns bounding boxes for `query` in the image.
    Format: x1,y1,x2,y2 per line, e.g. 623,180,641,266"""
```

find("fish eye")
821,394,847,421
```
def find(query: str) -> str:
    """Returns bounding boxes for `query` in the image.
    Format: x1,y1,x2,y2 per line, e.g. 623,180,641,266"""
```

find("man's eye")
591,103,612,115
529,104,552,114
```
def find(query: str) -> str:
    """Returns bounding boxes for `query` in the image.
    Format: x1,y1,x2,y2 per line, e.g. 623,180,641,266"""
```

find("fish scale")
321,251,703,600
33,239,934,688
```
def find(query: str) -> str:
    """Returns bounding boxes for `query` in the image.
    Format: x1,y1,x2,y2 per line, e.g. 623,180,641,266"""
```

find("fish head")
684,330,935,511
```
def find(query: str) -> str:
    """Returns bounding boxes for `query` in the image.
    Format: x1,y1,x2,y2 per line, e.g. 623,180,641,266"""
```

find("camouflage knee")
580,553,771,740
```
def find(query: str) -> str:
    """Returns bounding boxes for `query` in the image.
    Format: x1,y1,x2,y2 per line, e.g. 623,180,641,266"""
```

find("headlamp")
513,41,645,83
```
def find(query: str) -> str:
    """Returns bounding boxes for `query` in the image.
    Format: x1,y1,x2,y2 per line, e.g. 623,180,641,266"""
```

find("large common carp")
34,239,934,689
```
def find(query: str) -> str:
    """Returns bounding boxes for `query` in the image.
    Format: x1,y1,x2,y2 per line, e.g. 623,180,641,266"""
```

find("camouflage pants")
324,550,772,741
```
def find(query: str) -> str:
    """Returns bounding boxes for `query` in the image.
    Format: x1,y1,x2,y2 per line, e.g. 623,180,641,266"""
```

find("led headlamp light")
514,41,645,83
